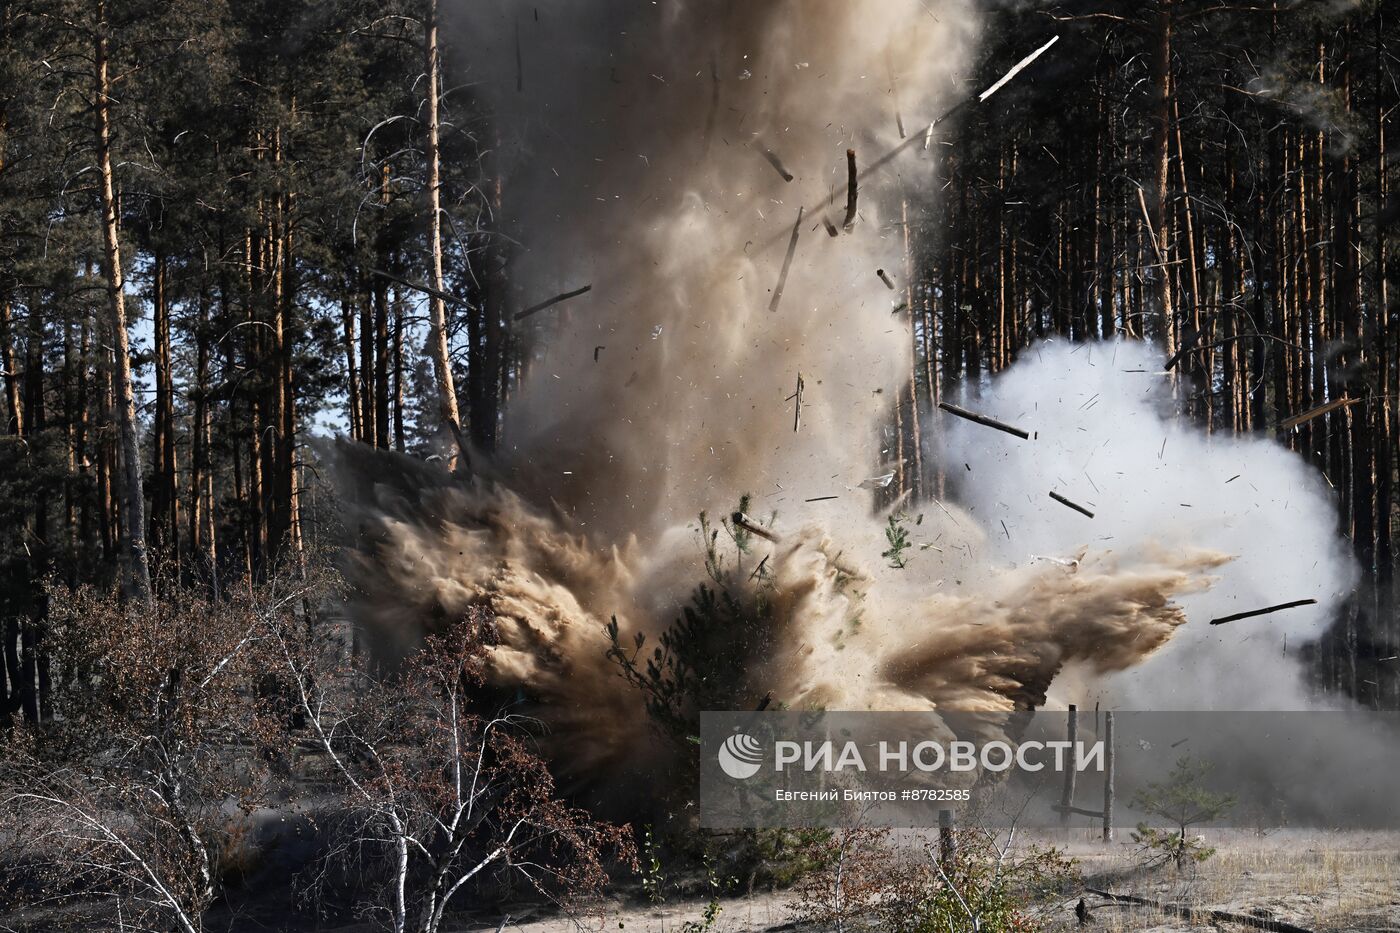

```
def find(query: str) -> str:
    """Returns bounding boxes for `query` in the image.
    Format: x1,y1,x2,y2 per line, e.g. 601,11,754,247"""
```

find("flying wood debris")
937,401,1030,439
1276,397,1359,433
1049,491,1095,519
787,373,805,432
1209,598,1317,626
842,148,859,231
768,206,804,312
514,284,593,320
761,38,1061,253
370,267,469,307
761,148,794,182
731,512,780,542
877,268,895,289
822,217,839,237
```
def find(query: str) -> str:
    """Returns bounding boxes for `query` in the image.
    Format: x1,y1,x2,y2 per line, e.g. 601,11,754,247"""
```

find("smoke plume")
936,340,1356,710
332,1,1355,792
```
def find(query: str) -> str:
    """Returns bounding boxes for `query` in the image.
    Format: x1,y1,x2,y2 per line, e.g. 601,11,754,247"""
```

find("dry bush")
789,824,1078,933
0,576,312,932
272,606,636,933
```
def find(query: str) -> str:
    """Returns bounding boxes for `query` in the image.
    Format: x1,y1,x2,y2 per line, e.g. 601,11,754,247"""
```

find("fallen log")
937,401,1029,440
514,284,593,320
1209,598,1316,626
1085,888,1315,933
1049,491,1095,519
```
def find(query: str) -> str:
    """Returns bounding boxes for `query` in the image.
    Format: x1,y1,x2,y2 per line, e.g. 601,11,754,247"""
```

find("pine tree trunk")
1149,0,1175,353
94,2,151,600
424,0,462,448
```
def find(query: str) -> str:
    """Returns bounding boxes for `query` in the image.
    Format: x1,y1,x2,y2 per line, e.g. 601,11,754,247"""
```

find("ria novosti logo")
718,732,764,779
715,734,1107,779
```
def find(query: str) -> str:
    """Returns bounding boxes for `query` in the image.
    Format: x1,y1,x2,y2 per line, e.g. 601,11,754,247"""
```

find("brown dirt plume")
331,442,1230,789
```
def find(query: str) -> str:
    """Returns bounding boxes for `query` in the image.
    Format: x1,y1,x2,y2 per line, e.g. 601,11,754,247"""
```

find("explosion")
333,0,1350,791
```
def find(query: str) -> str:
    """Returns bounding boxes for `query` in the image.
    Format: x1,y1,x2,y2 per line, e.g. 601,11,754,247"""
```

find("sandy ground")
438,830,1400,933
4,829,1396,931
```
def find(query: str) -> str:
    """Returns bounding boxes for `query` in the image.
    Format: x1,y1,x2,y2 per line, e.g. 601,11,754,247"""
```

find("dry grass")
1053,829,1400,932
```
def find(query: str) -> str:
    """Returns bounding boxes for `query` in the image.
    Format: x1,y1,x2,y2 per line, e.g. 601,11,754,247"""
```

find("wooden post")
938,809,957,866
1060,704,1077,827
1102,711,1115,842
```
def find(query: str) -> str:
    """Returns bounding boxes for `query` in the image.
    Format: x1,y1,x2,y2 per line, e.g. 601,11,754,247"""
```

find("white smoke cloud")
936,339,1357,711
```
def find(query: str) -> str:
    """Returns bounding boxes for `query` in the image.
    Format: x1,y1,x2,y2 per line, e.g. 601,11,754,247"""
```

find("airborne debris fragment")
370,267,468,307
1276,397,1360,433
877,268,895,289
1049,491,1095,518
842,148,859,231
859,473,895,490
763,38,1062,252
978,35,1060,103
1031,554,1080,569
937,401,1030,440
761,148,794,182
787,373,805,432
768,206,804,312
1209,599,1317,626
731,511,779,542
515,283,593,320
